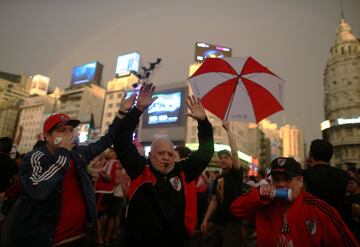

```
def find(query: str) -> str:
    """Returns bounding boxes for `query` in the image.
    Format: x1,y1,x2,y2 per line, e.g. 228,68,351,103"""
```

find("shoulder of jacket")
25,148,46,160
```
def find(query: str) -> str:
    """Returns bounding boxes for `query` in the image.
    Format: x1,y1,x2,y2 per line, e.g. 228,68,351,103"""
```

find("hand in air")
119,92,137,113
136,83,157,112
185,95,206,121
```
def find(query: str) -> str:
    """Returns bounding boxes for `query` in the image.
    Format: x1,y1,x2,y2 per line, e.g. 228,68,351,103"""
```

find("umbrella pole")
224,77,240,120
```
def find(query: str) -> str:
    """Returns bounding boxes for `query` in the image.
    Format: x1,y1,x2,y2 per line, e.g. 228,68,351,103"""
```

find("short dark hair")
309,139,333,162
0,137,13,154
175,146,192,159
347,167,357,174
217,149,231,158
257,169,267,178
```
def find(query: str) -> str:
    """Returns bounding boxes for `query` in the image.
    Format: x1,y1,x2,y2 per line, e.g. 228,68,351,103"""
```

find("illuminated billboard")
195,42,232,62
143,89,183,126
138,82,188,144
115,52,140,77
71,61,103,86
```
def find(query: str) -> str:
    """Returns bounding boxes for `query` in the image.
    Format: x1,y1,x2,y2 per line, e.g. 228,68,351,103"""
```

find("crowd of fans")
0,83,359,247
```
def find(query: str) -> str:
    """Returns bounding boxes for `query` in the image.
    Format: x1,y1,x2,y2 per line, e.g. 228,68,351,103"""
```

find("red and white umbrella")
188,57,285,123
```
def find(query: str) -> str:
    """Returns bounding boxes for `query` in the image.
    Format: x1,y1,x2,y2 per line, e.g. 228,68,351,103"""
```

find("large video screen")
195,42,232,62
144,90,182,126
115,52,140,77
71,61,103,86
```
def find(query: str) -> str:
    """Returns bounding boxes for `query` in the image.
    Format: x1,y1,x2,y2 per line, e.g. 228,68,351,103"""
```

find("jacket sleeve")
20,148,70,201
113,107,147,180
231,187,271,220
316,201,358,247
180,118,214,182
76,116,122,163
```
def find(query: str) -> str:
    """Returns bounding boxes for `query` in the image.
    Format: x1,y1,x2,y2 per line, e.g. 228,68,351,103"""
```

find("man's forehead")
151,139,174,151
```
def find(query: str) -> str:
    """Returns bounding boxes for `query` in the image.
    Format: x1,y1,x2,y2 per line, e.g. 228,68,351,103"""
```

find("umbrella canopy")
188,57,285,123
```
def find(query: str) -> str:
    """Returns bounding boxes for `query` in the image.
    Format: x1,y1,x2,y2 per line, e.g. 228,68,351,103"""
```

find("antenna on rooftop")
340,0,344,19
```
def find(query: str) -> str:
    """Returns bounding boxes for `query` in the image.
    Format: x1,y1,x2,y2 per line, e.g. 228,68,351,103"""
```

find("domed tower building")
322,18,360,168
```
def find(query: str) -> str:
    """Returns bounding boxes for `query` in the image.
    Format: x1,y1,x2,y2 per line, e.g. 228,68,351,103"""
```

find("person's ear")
44,132,51,141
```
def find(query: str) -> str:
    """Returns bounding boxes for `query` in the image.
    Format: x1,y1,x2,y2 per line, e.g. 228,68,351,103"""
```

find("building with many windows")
279,124,305,163
56,84,105,128
322,18,360,168
15,88,62,153
0,71,49,138
100,75,138,134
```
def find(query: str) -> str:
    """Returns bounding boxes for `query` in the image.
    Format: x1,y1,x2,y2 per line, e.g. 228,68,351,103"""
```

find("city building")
0,106,19,139
279,124,305,163
258,119,283,162
0,71,49,138
56,84,105,128
100,75,139,134
15,88,62,153
0,71,31,108
321,18,360,168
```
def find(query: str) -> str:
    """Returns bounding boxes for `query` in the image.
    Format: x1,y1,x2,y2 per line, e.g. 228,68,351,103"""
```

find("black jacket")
2,116,123,247
303,164,349,223
114,107,214,247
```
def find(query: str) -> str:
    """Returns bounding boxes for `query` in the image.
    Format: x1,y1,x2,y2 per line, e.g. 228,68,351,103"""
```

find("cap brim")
63,119,80,128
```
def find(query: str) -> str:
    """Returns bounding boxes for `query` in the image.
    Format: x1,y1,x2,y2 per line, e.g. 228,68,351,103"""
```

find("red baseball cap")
43,113,80,133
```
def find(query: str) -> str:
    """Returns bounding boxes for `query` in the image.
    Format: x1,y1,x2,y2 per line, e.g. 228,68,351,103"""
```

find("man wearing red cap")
230,157,358,247
2,93,136,247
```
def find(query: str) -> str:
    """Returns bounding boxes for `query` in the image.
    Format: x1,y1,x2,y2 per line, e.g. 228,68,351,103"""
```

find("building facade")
279,124,305,164
56,84,105,128
322,18,360,168
100,75,138,134
258,119,283,163
0,72,49,138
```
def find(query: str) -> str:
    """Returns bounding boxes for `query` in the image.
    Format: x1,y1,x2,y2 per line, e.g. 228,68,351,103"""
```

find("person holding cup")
231,157,358,247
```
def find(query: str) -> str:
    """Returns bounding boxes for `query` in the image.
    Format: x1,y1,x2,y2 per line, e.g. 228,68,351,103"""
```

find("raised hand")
185,95,206,121
119,92,136,113
136,83,157,112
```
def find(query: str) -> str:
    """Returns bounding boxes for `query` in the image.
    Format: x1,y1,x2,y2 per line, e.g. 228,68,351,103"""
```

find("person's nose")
163,153,171,160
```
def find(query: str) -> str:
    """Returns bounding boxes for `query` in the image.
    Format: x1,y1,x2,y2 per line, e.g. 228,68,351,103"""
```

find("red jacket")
95,159,120,193
231,188,358,247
